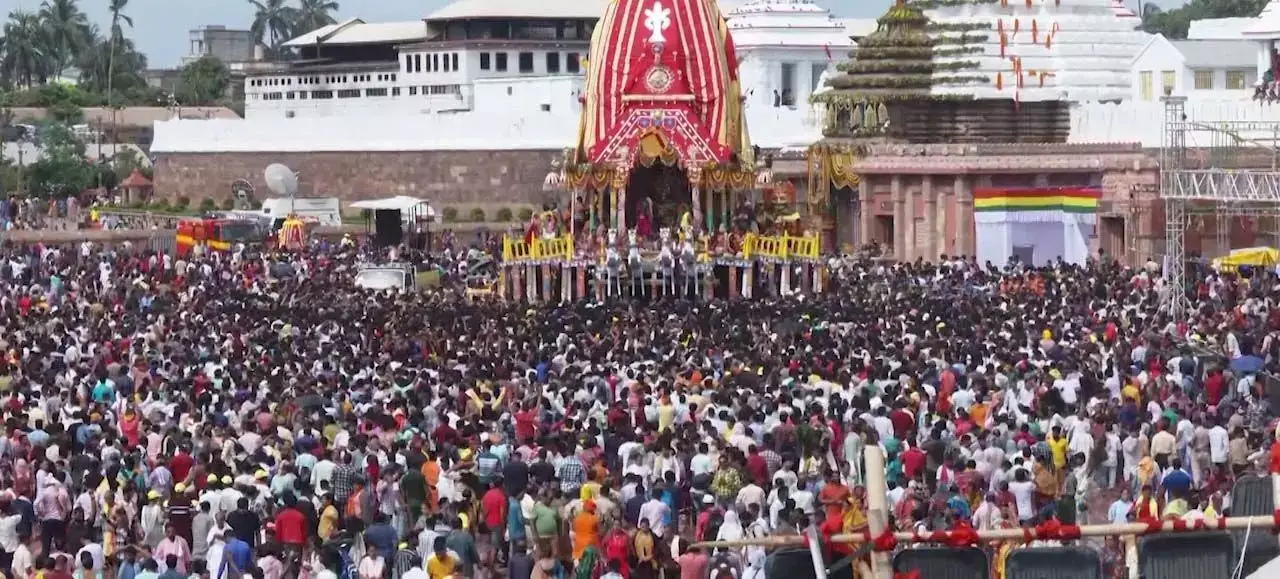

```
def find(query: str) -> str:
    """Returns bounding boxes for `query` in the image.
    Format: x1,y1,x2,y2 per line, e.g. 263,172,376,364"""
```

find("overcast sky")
0,0,1185,68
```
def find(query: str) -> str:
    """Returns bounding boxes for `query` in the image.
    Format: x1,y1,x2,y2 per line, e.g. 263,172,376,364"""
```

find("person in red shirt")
514,402,539,444
901,443,927,482
745,446,769,486
169,448,195,485
480,480,508,567
274,494,309,552
889,404,915,440
1204,369,1226,406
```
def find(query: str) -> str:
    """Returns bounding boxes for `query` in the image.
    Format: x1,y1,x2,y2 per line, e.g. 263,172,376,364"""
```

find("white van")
260,197,342,227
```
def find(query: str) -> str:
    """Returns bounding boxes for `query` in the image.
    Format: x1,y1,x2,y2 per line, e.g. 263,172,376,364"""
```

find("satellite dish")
264,163,298,197
231,179,254,200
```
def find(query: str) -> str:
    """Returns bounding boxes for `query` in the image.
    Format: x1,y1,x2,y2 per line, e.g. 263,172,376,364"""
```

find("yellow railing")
743,233,820,260
502,235,574,263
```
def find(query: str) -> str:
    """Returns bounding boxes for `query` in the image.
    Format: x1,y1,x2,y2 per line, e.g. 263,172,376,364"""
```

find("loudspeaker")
374,210,403,247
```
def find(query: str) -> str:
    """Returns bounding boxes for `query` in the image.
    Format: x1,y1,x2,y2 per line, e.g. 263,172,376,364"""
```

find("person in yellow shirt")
318,493,340,541
425,536,460,579
1047,426,1069,470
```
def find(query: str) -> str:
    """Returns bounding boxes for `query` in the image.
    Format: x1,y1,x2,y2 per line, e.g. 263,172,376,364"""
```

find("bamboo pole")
692,515,1279,550
863,446,892,579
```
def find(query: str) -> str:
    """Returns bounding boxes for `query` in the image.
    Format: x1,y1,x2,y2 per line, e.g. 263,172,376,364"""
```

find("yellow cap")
147,490,161,500
174,483,186,493
207,474,218,483
255,470,268,480
220,476,233,485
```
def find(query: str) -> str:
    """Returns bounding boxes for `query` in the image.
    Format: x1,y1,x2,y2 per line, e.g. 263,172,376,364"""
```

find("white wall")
1131,36,1186,101
1071,99,1280,147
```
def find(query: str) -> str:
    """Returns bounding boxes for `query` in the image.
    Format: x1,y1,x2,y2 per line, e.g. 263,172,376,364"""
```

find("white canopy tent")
349,196,435,223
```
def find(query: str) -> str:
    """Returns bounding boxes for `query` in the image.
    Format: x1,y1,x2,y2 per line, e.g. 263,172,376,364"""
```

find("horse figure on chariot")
658,228,676,297
603,228,624,298
626,229,646,297
678,218,700,298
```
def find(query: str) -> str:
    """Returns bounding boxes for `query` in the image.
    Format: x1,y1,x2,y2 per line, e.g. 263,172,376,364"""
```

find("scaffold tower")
1159,96,1280,320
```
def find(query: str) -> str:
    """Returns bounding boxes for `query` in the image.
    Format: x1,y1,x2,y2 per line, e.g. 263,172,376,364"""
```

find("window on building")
414,54,422,73
1227,69,1250,89
311,90,334,99
541,103,551,112
390,74,396,82
405,55,412,73
480,52,491,70
263,92,283,101
451,53,459,70
1160,70,1176,95
519,52,534,73
546,52,561,74
409,86,419,95
567,53,581,73
298,92,307,99
433,54,440,71
337,89,360,98
286,92,295,99
365,88,388,97
496,52,509,72
1138,71,1153,101
811,63,828,92
391,87,401,96
779,62,796,106
1193,70,1214,90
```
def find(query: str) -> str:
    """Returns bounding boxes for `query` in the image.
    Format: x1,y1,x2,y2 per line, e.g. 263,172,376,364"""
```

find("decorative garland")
926,21,993,32
811,92,975,106
827,75,937,89
933,34,990,47
836,61,936,74
906,0,998,6
853,33,935,47
934,46,985,56
852,46,937,60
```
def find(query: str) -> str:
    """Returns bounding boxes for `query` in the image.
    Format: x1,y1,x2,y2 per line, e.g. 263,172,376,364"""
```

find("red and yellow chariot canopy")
574,0,753,170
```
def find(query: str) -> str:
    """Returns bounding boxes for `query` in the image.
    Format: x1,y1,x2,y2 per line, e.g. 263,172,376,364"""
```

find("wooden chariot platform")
495,233,828,302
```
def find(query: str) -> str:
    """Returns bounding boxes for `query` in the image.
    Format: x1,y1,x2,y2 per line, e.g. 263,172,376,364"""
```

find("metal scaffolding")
1160,96,1280,320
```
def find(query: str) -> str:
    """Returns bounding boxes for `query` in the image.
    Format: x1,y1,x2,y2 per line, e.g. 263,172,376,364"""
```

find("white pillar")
781,262,792,295
864,445,892,579
1258,40,1273,83
525,264,537,302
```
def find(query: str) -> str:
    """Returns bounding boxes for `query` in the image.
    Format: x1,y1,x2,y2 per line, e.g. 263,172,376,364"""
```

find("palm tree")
39,0,91,79
1,11,52,88
106,0,132,144
249,0,299,49
293,0,339,36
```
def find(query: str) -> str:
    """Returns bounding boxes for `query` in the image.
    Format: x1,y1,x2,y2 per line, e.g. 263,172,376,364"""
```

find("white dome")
925,0,1148,102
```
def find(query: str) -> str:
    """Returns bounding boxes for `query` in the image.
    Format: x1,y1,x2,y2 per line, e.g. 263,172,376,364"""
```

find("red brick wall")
152,149,562,205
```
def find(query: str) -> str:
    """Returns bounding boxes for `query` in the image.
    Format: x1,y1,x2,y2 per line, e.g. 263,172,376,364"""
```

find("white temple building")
923,0,1148,102
156,0,852,154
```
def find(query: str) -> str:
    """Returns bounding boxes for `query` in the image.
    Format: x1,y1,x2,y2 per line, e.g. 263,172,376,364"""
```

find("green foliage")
517,207,534,221
199,197,217,211
496,207,514,222
177,56,230,105
468,208,486,222
442,207,459,222
23,123,94,197
1141,0,1265,39
174,195,191,209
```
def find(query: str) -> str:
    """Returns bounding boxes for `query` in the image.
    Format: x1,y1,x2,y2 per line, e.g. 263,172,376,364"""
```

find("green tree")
1,12,52,88
39,0,91,79
250,0,299,50
177,55,230,104
105,0,132,112
24,122,94,197
110,145,150,182
293,0,339,36
1142,0,1267,39
79,34,149,99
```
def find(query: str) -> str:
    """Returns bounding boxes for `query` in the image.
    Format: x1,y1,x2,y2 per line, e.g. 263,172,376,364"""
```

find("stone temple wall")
152,149,562,205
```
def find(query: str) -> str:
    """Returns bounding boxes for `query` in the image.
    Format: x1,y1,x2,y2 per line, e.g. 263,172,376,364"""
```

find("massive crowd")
0,232,1275,579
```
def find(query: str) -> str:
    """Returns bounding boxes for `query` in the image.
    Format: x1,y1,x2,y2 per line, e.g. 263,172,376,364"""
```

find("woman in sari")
574,545,603,579
572,500,601,563
602,526,631,579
